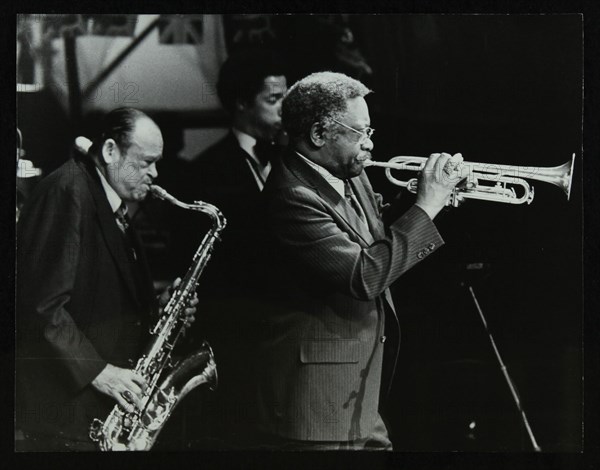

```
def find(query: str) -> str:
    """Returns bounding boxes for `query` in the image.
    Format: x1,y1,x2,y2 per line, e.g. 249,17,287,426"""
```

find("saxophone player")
16,107,197,451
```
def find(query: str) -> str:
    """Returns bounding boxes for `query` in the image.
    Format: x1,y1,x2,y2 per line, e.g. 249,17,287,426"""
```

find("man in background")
174,48,288,448
186,47,287,288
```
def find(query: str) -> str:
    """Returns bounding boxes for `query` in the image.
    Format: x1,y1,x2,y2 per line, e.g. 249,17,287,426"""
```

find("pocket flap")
300,339,361,364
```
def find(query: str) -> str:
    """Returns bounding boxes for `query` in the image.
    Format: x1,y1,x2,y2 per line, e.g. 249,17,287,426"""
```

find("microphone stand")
466,285,542,452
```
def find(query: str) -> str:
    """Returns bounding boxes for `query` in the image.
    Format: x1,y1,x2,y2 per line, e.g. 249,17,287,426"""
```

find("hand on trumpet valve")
443,153,464,178
415,152,464,219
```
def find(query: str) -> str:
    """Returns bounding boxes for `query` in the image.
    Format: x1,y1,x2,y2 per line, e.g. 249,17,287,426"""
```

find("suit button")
135,320,141,326
428,243,436,250
380,335,386,343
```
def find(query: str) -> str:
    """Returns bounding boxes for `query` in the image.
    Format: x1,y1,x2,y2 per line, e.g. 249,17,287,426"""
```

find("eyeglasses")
332,119,375,141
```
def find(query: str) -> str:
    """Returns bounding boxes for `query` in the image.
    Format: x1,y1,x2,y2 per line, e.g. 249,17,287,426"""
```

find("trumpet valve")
447,191,465,208
528,187,535,204
407,178,418,193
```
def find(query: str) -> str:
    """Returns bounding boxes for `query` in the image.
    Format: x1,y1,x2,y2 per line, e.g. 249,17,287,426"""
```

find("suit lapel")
350,175,386,240
284,152,375,245
79,158,141,307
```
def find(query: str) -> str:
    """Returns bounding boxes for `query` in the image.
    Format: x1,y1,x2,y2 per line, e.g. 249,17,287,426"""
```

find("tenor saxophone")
89,185,226,451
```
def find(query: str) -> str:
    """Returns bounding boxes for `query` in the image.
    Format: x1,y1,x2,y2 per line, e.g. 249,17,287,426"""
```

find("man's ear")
309,122,327,148
101,139,119,164
236,97,250,113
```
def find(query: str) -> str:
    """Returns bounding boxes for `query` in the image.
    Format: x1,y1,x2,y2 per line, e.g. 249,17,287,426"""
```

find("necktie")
344,180,367,226
115,203,137,261
254,140,277,166
115,202,130,233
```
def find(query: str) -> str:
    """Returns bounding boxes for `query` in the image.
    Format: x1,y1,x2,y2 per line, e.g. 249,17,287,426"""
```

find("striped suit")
256,151,444,442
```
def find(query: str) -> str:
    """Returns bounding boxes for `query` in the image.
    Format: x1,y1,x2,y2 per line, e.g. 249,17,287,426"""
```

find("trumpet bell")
509,153,574,199
555,153,575,199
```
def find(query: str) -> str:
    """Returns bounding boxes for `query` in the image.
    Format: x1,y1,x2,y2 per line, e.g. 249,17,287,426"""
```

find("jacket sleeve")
17,182,107,394
267,186,444,300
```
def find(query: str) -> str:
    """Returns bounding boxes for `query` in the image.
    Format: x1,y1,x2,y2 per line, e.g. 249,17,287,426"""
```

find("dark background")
353,15,583,452
12,12,586,457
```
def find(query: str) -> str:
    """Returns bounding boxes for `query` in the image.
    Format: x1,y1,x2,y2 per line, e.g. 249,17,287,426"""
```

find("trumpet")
364,154,575,207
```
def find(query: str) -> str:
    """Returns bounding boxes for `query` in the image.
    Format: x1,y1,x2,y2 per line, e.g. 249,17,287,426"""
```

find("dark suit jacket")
256,151,444,441
16,155,156,441
170,132,281,445
181,132,272,298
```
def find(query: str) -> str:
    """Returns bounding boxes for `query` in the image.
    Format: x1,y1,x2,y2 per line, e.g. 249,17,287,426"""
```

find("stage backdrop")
46,14,227,113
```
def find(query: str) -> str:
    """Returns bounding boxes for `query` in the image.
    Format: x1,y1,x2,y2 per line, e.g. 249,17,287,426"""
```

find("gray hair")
282,72,372,143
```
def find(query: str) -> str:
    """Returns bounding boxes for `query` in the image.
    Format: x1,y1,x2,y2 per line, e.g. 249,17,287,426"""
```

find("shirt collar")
95,167,123,213
232,127,262,167
295,151,345,198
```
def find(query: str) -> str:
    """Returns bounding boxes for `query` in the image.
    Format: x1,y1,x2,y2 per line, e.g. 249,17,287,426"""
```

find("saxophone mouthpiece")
149,185,169,200
149,185,190,210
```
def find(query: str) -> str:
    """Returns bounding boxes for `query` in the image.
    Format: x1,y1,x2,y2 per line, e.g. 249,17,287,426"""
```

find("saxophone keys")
89,419,104,442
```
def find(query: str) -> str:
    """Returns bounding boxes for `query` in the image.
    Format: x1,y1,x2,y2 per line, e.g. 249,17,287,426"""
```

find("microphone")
458,261,492,287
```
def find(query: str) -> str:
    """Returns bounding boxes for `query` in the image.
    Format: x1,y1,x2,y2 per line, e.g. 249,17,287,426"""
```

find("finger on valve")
443,153,464,176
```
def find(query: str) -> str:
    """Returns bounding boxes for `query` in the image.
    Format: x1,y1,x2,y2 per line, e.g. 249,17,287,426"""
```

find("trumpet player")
16,107,197,451
256,72,464,450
